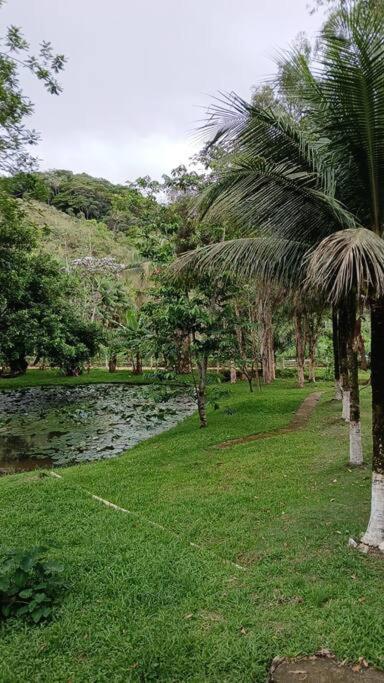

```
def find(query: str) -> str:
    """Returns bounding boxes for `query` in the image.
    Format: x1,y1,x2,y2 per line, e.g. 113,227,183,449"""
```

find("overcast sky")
3,0,324,183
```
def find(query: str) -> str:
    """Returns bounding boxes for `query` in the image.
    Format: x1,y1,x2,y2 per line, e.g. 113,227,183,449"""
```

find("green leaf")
31,608,45,623
34,592,48,604
18,588,34,599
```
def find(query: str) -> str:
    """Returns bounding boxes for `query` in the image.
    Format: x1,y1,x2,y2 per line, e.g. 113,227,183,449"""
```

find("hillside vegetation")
24,199,139,266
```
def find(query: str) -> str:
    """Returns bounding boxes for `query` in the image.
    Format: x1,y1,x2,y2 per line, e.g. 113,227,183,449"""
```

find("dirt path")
215,392,322,449
270,656,384,682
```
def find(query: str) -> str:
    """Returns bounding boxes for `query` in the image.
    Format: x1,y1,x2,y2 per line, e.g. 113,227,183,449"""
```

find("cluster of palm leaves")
174,2,384,548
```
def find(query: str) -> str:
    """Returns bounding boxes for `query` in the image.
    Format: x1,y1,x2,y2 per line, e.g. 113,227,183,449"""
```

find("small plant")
223,406,237,415
322,361,334,381
152,370,177,382
0,545,64,623
207,386,230,410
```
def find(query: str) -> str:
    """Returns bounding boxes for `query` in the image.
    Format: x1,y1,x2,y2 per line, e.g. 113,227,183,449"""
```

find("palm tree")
174,2,384,546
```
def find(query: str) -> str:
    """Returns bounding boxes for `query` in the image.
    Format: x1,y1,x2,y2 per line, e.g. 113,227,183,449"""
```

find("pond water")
0,383,195,474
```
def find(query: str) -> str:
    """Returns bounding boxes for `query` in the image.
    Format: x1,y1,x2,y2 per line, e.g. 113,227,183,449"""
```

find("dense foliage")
0,545,64,623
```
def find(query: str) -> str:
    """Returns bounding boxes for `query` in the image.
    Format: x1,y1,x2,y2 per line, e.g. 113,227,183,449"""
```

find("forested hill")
23,200,139,266
4,167,200,263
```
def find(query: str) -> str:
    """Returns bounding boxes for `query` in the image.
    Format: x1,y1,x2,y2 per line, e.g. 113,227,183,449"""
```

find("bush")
0,546,64,623
274,368,297,379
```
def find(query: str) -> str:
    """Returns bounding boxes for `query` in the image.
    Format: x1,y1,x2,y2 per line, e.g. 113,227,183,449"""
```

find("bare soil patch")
270,656,384,682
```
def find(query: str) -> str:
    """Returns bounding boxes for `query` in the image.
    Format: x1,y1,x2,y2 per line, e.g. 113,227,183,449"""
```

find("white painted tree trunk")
335,379,343,401
342,390,350,421
230,362,237,384
361,473,384,548
349,421,363,466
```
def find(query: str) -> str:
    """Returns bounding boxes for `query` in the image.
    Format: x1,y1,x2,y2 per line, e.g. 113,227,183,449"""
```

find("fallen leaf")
184,613,193,619
359,657,369,668
316,648,333,658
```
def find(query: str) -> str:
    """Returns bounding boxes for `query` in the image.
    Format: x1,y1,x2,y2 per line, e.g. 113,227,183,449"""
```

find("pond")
0,383,195,474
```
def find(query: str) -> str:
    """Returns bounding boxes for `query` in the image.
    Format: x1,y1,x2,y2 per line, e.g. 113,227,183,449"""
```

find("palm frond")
285,3,384,230
306,228,384,303
203,92,335,191
171,236,308,288
198,153,358,243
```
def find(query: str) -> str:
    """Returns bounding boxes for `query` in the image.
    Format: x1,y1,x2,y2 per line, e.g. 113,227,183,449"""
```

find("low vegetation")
1,380,384,681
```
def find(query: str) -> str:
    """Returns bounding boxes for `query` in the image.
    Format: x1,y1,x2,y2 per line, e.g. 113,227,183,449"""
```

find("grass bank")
0,368,164,390
1,379,383,682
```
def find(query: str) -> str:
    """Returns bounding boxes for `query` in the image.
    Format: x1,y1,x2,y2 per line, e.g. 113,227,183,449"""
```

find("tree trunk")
294,310,305,388
347,298,363,466
339,304,350,421
132,352,142,375
307,343,316,383
259,298,275,384
361,298,384,547
196,355,208,428
241,365,254,393
355,317,368,371
332,308,343,400
230,361,237,384
64,365,81,377
108,354,117,373
9,357,28,376
357,331,368,371
175,335,190,374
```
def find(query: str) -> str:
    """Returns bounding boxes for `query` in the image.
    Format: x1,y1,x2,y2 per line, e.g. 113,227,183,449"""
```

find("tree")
143,273,236,427
42,316,104,376
174,2,384,545
0,3,65,172
0,192,104,376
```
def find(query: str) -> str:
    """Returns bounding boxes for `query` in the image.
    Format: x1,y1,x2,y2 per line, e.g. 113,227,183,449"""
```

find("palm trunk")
332,308,343,400
362,298,384,548
307,341,316,383
294,310,305,388
347,298,363,466
259,298,275,384
339,304,350,420
357,331,368,371
196,354,208,428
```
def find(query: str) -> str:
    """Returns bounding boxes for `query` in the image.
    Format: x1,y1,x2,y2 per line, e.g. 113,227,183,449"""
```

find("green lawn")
0,368,164,390
1,378,383,682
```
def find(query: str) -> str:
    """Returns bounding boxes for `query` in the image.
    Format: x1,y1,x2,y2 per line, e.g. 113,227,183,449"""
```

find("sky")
3,0,324,183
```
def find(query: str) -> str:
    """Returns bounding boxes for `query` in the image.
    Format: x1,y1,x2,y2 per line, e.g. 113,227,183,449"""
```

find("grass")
0,367,224,390
0,368,164,390
1,377,383,682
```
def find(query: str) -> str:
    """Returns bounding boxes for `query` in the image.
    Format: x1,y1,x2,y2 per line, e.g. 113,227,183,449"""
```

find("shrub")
0,546,64,623
274,368,297,379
